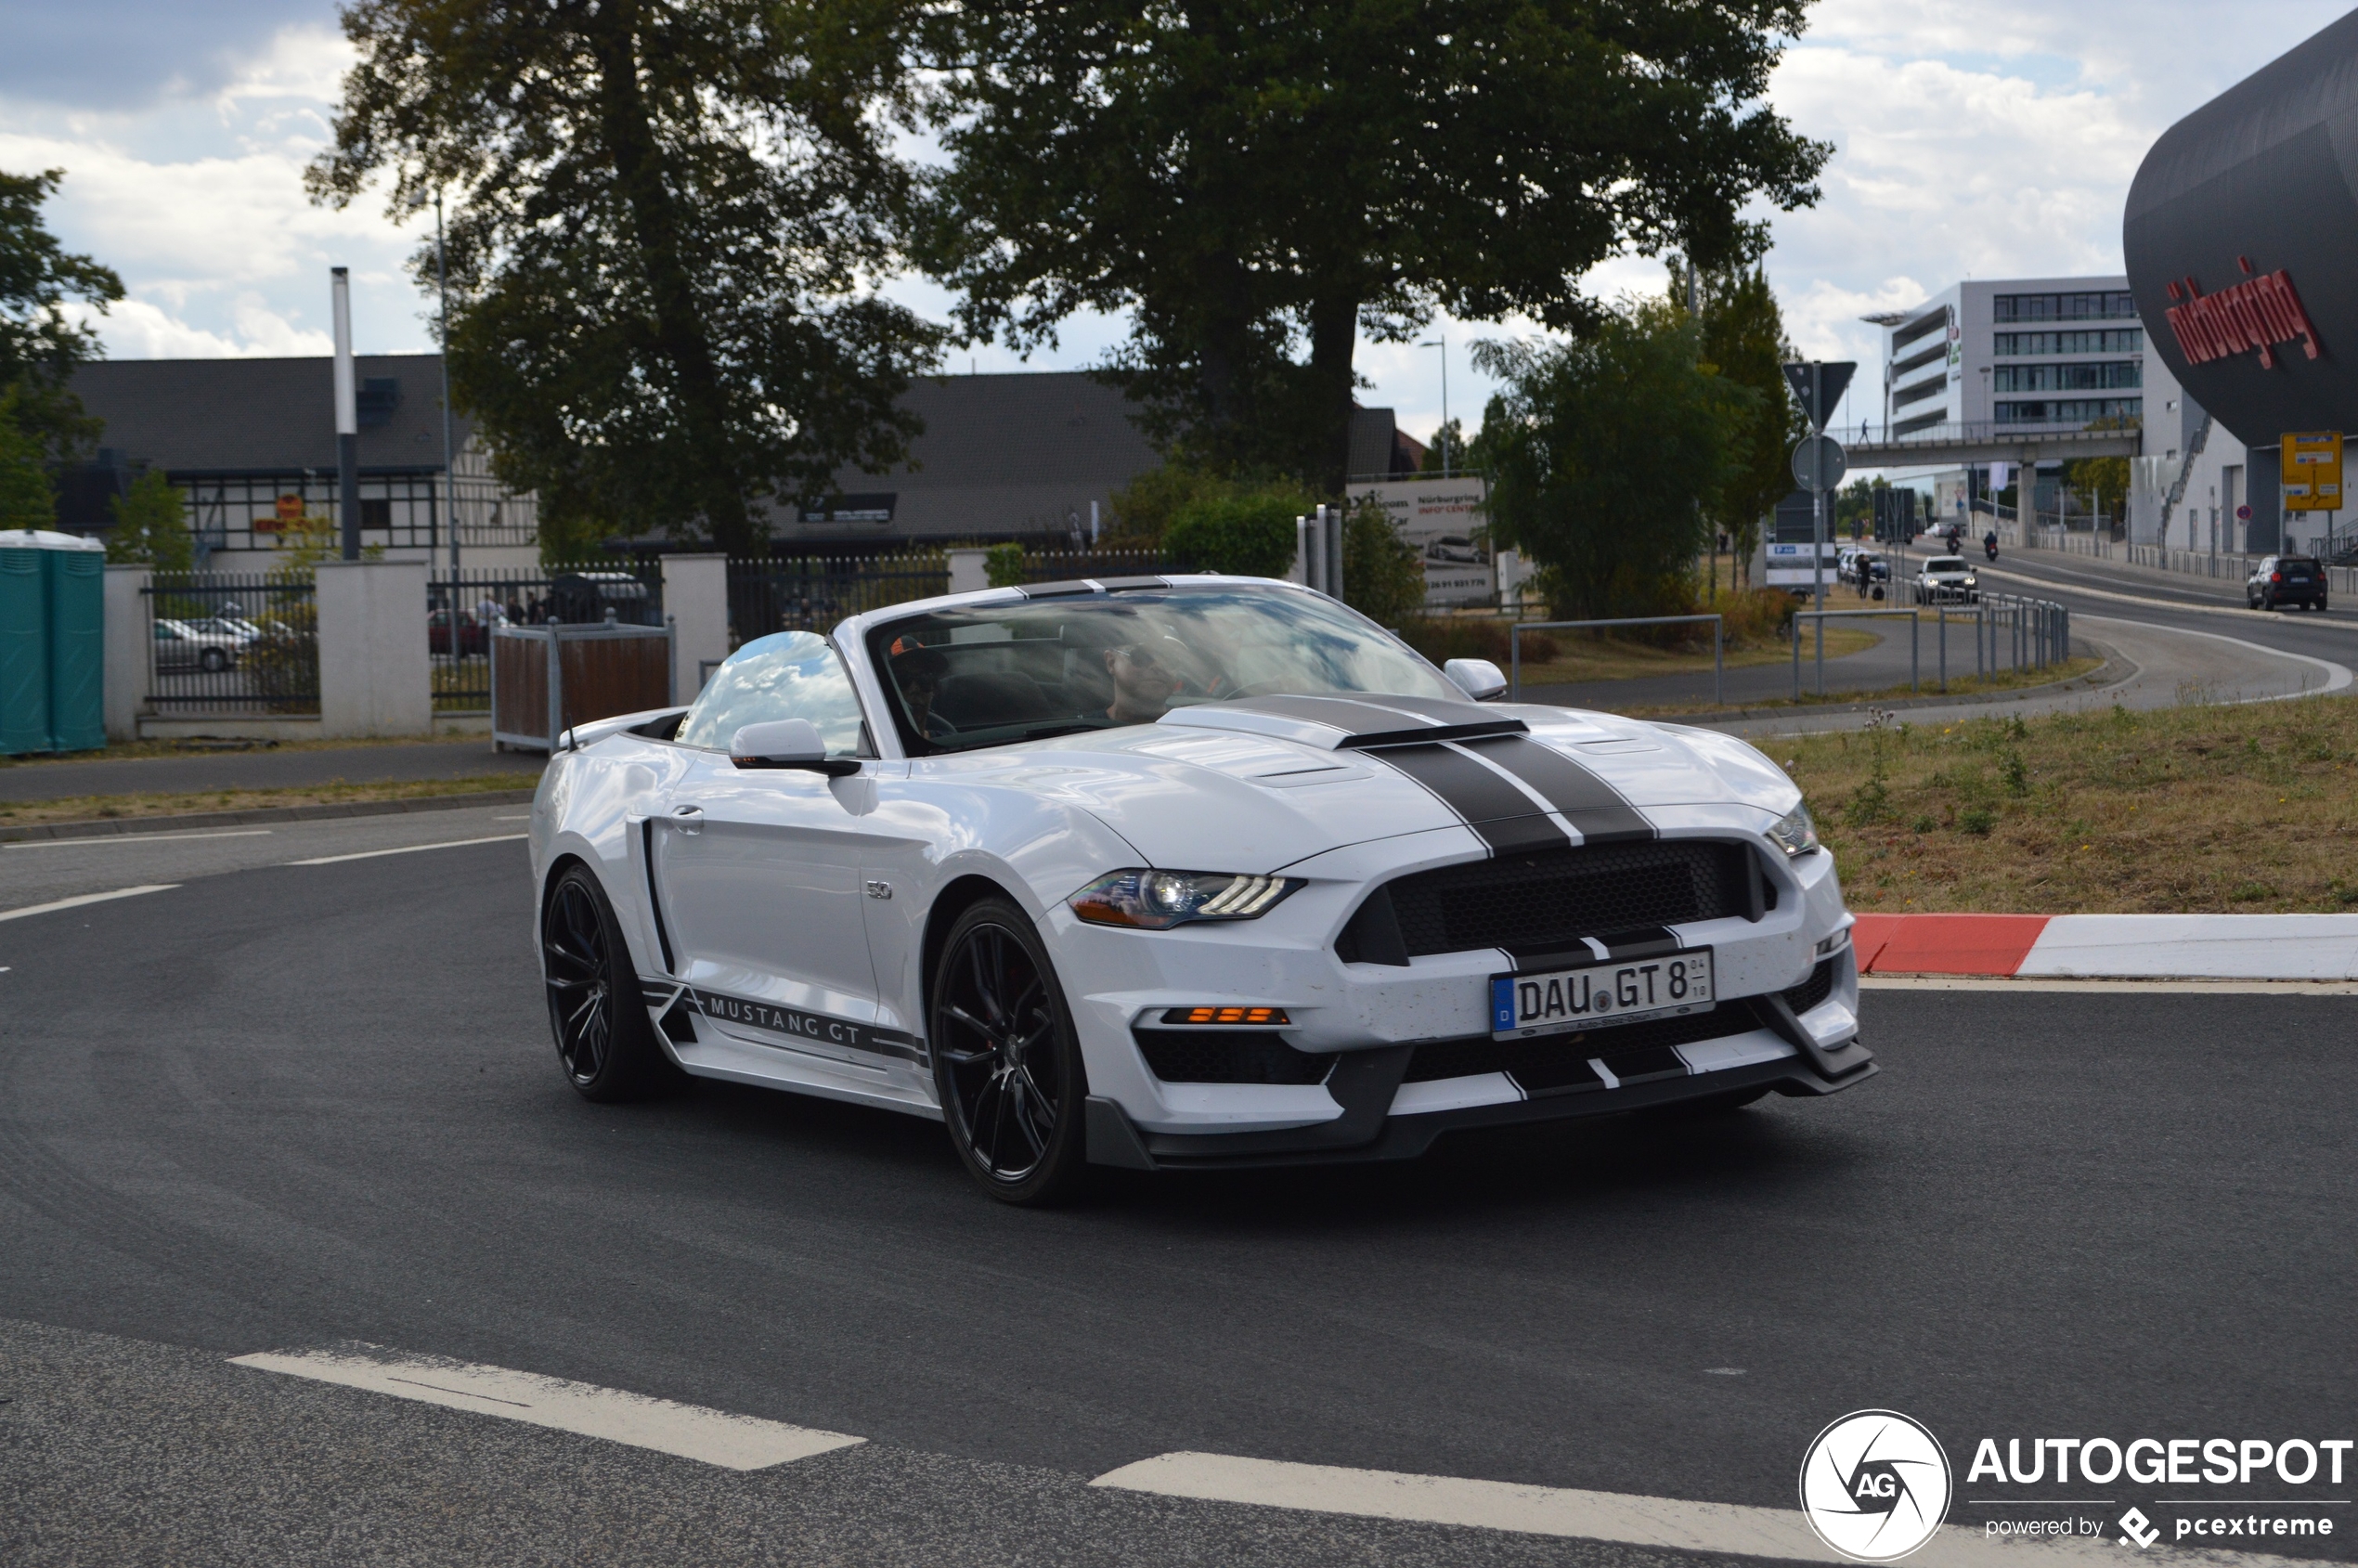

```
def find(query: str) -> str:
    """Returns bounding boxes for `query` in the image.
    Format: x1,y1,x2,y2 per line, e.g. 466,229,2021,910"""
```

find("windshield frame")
857,580,1458,758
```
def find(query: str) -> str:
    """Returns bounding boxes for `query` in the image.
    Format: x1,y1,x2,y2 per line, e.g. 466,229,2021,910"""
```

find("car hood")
914,693,1798,872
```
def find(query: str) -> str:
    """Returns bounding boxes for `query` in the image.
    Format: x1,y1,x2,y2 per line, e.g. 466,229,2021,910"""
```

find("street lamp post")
436,191,460,577
1419,338,1449,476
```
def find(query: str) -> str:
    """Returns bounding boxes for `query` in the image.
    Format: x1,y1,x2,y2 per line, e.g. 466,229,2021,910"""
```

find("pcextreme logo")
1800,1410,1955,1562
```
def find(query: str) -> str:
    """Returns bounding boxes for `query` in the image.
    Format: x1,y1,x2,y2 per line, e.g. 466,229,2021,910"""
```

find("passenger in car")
889,643,954,738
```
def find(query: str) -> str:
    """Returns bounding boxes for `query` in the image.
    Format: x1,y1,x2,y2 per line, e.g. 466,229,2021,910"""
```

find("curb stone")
0,788,538,845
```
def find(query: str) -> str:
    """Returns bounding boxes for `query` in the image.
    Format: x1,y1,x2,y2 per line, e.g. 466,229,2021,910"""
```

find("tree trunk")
588,3,757,554
1305,291,1359,498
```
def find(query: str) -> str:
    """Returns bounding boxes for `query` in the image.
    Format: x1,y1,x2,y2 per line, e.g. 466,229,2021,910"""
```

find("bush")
1341,499,1425,628
1166,491,1301,577
985,542,1026,588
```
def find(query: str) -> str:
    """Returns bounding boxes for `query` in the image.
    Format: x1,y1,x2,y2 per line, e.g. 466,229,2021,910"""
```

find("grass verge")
0,774,530,830
1515,625,1879,687
1784,696,2358,914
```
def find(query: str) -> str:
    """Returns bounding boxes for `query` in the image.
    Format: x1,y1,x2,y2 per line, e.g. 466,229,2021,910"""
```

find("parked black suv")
2248,555,2328,612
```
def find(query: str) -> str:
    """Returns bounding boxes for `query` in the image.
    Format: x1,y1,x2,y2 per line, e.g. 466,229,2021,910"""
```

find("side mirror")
1444,657,1509,702
731,719,860,776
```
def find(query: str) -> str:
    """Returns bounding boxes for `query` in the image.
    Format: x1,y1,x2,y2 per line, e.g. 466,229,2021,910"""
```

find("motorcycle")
1984,537,2000,563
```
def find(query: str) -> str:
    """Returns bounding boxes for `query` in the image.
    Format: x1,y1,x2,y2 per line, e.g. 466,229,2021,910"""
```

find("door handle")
669,805,704,836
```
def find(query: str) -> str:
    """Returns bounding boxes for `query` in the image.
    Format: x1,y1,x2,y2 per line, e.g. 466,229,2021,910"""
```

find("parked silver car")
152,617,245,673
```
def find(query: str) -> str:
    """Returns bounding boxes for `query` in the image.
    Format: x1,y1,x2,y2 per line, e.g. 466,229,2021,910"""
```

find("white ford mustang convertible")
530,574,1872,1203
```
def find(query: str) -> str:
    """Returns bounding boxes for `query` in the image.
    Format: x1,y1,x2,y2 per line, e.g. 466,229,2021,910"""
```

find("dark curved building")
2125,11,2358,551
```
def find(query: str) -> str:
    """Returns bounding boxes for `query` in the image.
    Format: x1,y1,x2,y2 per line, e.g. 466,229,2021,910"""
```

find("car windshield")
865,585,1458,755
1926,557,1967,572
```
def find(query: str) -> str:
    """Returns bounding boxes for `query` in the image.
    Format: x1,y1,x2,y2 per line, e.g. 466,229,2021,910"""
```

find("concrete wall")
661,552,729,699
946,549,990,595
317,558,432,738
102,564,149,742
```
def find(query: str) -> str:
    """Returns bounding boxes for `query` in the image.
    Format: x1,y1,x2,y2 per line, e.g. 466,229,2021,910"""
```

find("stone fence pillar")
317,558,431,738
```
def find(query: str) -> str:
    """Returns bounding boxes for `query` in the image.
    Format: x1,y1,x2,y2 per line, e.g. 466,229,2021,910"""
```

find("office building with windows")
1864,277,2259,551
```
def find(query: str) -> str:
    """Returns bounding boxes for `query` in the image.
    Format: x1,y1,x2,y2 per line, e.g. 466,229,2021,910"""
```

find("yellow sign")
2282,431,2343,512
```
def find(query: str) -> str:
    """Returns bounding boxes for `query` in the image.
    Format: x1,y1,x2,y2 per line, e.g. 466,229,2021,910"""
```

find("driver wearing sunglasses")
1103,641,1178,724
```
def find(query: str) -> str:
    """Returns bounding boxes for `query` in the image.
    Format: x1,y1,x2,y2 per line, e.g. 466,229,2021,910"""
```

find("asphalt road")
2,821,2353,1563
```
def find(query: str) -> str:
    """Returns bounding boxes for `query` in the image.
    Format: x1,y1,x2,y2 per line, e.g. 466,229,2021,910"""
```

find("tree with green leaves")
0,394,57,528
1668,258,1800,580
1,168,123,467
307,0,944,557
1472,305,1756,620
916,1,1824,496
1342,498,1425,628
104,468,194,569
1419,419,1470,476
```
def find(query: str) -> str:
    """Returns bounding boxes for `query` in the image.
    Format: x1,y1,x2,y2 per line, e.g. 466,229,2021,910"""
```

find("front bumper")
1084,1015,1873,1171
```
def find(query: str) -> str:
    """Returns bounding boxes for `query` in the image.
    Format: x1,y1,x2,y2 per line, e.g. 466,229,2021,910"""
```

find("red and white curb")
1854,914,2358,981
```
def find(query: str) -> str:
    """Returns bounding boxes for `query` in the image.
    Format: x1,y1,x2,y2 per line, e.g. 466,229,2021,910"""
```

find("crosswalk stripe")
232,1347,863,1471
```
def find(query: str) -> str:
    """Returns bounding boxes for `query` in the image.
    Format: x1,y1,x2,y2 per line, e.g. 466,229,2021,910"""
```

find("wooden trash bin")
491,619,675,751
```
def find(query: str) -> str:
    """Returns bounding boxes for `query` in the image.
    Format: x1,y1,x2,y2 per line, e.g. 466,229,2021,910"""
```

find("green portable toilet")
45,536,105,750
0,528,107,754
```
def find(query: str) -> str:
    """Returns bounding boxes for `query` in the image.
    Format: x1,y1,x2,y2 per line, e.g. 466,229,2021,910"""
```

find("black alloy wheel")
541,864,670,1101
930,899,1089,1204
200,648,227,672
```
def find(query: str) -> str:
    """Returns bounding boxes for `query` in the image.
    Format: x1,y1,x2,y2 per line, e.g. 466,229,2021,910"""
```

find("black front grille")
1783,956,1838,1015
1366,840,1762,961
1134,1029,1334,1085
1404,1004,1748,1084
1401,956,1845,1091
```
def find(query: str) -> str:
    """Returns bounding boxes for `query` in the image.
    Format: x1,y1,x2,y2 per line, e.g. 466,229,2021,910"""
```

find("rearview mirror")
1444,657,1509,702
731,719,860,775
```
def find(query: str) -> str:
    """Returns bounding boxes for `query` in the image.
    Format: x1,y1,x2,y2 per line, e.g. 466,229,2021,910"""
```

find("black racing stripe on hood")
1461,733,1654,842
1228,693,1528,747
1375,743,1570,854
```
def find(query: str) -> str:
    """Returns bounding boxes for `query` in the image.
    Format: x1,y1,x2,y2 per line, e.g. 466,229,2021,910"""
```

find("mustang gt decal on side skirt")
648,980,927,1065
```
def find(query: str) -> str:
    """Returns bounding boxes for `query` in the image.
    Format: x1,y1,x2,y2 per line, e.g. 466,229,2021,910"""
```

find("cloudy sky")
2,0,2350,445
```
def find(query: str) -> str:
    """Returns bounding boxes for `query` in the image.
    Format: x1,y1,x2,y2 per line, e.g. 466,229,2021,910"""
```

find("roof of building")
69,353,469,475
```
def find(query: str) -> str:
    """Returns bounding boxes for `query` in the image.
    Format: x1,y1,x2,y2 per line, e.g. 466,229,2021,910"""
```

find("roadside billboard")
1344,477,1492,606
1764,539,1843,590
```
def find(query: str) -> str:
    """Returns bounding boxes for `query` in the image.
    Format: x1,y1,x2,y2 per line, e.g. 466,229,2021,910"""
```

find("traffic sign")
1782,361,1857,433
2236,504,2253,521
2282,432,2342,512
1793,434,1848,493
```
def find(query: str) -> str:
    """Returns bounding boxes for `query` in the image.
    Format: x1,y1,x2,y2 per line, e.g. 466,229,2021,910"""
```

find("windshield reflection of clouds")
677,631,866,753
869,590,1457,755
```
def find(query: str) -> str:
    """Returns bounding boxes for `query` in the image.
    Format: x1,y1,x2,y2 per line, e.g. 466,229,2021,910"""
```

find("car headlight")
1069,869,1302,928
1768,803,1820,858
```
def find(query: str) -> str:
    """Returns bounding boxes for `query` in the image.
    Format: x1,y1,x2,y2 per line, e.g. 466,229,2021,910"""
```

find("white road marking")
230,1347,863,1471
2074,615,2353,701
4,828,273,851
493,813,532,820
0,885,181,924
1861,976,2358,995
1090,1453,2322,1568
286,833,527,865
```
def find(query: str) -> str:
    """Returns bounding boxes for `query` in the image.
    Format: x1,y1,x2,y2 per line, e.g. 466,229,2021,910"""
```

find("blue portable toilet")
0,528,107,754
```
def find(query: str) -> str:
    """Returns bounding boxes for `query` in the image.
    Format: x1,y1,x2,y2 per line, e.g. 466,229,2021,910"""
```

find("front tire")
540,864,673,1101
929,898,1091,1205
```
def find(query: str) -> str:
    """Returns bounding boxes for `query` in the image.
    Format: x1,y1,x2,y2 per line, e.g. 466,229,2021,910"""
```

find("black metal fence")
726,554,948,642
1019,548,1191,583
430,563,663,710
144,572,318,714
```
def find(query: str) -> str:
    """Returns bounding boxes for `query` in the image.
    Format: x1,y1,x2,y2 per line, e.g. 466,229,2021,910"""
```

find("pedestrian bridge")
1827,421,2144,468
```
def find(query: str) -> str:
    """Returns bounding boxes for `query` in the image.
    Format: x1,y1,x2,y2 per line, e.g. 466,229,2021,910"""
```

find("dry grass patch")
1784,697,2358,914
1620,653,2105,717
0,774,529,830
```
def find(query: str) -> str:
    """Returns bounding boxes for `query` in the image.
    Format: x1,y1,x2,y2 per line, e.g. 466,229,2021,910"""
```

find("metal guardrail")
1508,615,1723,706
1790,591,2070,701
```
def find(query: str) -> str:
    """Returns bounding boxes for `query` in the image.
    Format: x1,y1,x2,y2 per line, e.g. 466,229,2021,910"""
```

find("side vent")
659,999,698,1044
1335,885,1410,966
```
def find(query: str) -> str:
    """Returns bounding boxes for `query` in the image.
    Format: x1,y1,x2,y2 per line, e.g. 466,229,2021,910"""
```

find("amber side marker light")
1161,1005,1291,1026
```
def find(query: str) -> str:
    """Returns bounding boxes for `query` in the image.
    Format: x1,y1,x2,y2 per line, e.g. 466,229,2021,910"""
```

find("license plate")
1489,950,1714,1040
